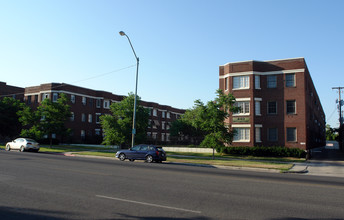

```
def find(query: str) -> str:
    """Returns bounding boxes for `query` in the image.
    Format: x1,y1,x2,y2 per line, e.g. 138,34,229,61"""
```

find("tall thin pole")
332,87,344,150
119,31,139,148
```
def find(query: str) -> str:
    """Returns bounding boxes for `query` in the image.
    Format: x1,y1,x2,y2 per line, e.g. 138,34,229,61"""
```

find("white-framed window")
96,99,101,108
52,133,56,139
81,130,85,139
255,75,261,89
233,127,250,142
233,75,249,89
268,128,278,142
81,113,86,122
42,93,49,101
285,73,295,87
103,100,110,109
166,123,170,130
161,133,165,141
53,93,58,102
255,126,262,143
70,112,74,121
162,111,166,118
287,127,297,142
162,121,166,130
166,133,170,142
167,112,170,118
255,101,261,116
71,95,75,104
96,113,101,124
152,132,157,140
267,75,277,88
234,101,250,115
88,114,92,123
153,109,157,116
225,77,229,90
82,97,87,105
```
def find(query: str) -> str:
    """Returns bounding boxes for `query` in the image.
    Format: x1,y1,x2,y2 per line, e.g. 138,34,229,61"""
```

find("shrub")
224,146,306,158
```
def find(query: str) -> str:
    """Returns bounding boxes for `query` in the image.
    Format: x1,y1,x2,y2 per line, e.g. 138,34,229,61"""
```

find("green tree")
0,97,25,139
326,124,338,141
18,93,72,146
100,93,149,147
171,89,238,153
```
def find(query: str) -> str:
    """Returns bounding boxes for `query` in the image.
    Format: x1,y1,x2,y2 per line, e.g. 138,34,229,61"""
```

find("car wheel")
34,149,39,153
129,159,135,162
5,144,11,151
20,146,25,152
145,155,153,163
118,153,126,161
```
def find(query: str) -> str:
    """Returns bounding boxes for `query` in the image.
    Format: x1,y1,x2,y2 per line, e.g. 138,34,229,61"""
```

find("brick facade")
219,58,325,150
3,82,184,144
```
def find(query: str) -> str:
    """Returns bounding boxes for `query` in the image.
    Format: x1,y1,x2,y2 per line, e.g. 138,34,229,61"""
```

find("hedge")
221,146,306,158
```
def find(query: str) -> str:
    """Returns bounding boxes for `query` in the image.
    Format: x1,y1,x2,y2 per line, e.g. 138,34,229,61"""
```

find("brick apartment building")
219,58,325,150
1,82,185,144
0,82,24,101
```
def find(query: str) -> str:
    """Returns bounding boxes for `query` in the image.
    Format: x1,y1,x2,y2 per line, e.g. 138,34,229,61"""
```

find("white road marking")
96,195,202,214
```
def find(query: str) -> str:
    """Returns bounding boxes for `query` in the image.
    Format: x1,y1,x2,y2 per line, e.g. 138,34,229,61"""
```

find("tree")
100,93,149,147
18,93,72,146
171,89,239,153
326,124,338,141
0,97,25,139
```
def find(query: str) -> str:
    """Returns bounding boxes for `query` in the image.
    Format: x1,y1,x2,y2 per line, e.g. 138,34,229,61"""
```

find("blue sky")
1,0,343,128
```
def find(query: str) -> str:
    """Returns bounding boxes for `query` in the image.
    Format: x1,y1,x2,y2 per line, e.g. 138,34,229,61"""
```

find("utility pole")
332,87,344,151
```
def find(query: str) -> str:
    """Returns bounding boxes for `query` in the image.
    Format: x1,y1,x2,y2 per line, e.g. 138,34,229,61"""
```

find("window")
27,95,32,104
287,128,297,142
152,132,157,140
70,112,74,121
88,114,92,123
96,99,101,108
166,123,170,130
103,100,110,109
166,134,170,142
255,101,261,116
267,75,277,88
255,127,262,142
162,111,166,118
42,93,49,101
286,100,296,114
153,109,157,116
89,98,93,107
234,101,250,115
167,112,170,118
81,113,86,122
267,101,277,115
255,75,261,89
233,128,250,142
162,121,166,130
95,129,101,136
233,76,249,89
268,128,278,141
81,130,85,139
96,113,101,124
71,95,75,104
34,95,38,103
286,73,295,87
82,97,86,105
161,133,165,141
225,77,228,90
53,93,58,102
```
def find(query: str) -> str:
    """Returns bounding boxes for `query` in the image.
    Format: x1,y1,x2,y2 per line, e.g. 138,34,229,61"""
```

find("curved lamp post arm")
119,31,139,148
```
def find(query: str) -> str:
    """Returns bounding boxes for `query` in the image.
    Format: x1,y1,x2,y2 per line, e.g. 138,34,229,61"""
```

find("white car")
5,138,40,152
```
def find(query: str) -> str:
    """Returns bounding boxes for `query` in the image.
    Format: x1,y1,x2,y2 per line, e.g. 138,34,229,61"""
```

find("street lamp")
119,31,139,149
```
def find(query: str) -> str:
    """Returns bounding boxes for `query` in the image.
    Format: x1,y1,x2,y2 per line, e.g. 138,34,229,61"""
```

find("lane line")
96,195,202,214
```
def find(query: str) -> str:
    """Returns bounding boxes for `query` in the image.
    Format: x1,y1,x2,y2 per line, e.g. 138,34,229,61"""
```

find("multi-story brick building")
0,82,24,101
219,58,325,150
1,82,184,144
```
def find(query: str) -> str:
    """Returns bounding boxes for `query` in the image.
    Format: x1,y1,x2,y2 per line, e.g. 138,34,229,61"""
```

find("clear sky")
1,0,343,128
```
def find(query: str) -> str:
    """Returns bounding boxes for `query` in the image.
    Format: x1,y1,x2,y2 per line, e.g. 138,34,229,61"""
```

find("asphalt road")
1,151,344,220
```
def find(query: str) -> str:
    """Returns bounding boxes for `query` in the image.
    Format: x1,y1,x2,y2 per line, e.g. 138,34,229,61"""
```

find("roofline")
220,57,305,67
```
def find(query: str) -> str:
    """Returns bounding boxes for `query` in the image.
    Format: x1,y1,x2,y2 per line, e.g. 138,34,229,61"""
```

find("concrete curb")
282,164,308,174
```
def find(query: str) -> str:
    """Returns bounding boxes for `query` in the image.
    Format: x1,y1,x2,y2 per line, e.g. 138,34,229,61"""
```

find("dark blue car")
115,144,166,163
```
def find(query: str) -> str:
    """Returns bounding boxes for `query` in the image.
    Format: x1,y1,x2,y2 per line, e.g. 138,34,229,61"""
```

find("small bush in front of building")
224,146,306,158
